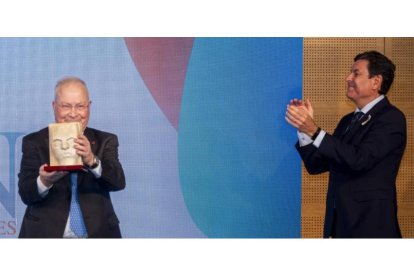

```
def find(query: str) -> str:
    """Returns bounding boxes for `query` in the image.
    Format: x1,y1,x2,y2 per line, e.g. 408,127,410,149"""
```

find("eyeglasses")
56,102,91,112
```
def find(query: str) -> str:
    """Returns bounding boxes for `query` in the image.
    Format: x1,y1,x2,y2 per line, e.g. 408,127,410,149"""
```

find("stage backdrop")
0,38,302,238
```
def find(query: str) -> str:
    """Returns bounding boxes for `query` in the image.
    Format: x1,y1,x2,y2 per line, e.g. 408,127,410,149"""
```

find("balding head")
53,76,91,130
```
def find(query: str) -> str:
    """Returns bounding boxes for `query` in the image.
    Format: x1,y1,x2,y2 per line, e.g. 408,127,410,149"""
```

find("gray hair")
54,76,89,101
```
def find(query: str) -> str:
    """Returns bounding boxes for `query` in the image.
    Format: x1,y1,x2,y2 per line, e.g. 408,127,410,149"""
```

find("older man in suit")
18,77,126,238
286,51,406,238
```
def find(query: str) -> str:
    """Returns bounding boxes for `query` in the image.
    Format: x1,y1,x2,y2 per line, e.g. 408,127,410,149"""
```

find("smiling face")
345,59,382,109
53,81,90,131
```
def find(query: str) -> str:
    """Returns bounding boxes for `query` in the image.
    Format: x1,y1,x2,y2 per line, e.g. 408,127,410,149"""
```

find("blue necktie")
70,173,87,237
344,111,364,135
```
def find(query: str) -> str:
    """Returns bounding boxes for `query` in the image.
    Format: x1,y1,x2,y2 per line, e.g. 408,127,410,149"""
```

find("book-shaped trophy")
45,122,84,171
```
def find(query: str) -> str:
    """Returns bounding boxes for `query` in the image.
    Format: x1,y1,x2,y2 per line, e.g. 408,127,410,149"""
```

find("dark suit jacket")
296,97,406,238
18,127,126,238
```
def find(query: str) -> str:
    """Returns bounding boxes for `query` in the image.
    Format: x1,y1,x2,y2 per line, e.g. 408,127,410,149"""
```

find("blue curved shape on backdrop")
179,38,303,237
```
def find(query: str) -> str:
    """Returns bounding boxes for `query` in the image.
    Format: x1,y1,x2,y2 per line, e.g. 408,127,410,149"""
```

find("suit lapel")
343,97,391,143
343,113,370,143
84,128,98,153
338,113,354,140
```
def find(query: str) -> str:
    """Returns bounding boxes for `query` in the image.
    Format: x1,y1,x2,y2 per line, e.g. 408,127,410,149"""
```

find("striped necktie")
344,111,364,135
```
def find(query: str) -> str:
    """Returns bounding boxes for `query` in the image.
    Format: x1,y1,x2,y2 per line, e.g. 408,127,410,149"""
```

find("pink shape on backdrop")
124,38,194,130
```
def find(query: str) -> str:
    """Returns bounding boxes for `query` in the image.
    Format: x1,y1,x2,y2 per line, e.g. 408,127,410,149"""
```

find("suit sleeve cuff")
88,162,102,178
312,130,326,148
37,176,53,197
297,131,313,147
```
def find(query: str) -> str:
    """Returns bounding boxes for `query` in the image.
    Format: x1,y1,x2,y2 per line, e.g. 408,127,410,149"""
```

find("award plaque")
45,122,84,171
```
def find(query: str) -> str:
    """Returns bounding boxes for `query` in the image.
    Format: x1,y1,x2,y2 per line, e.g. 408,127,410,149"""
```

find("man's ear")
372,75,383,92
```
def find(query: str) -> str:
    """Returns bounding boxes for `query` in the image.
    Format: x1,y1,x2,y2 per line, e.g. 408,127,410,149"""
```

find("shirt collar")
356,95,385,114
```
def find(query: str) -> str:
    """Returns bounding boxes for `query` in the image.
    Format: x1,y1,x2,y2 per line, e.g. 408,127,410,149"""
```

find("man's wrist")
85,155,100,169
310,127,322,140
37,176,53,196
39,175,53,187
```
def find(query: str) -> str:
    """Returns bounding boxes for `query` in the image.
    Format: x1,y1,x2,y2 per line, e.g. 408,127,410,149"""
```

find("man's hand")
285,98,318,137
39,164,68,187
74,134,94,167
288,98,314,118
